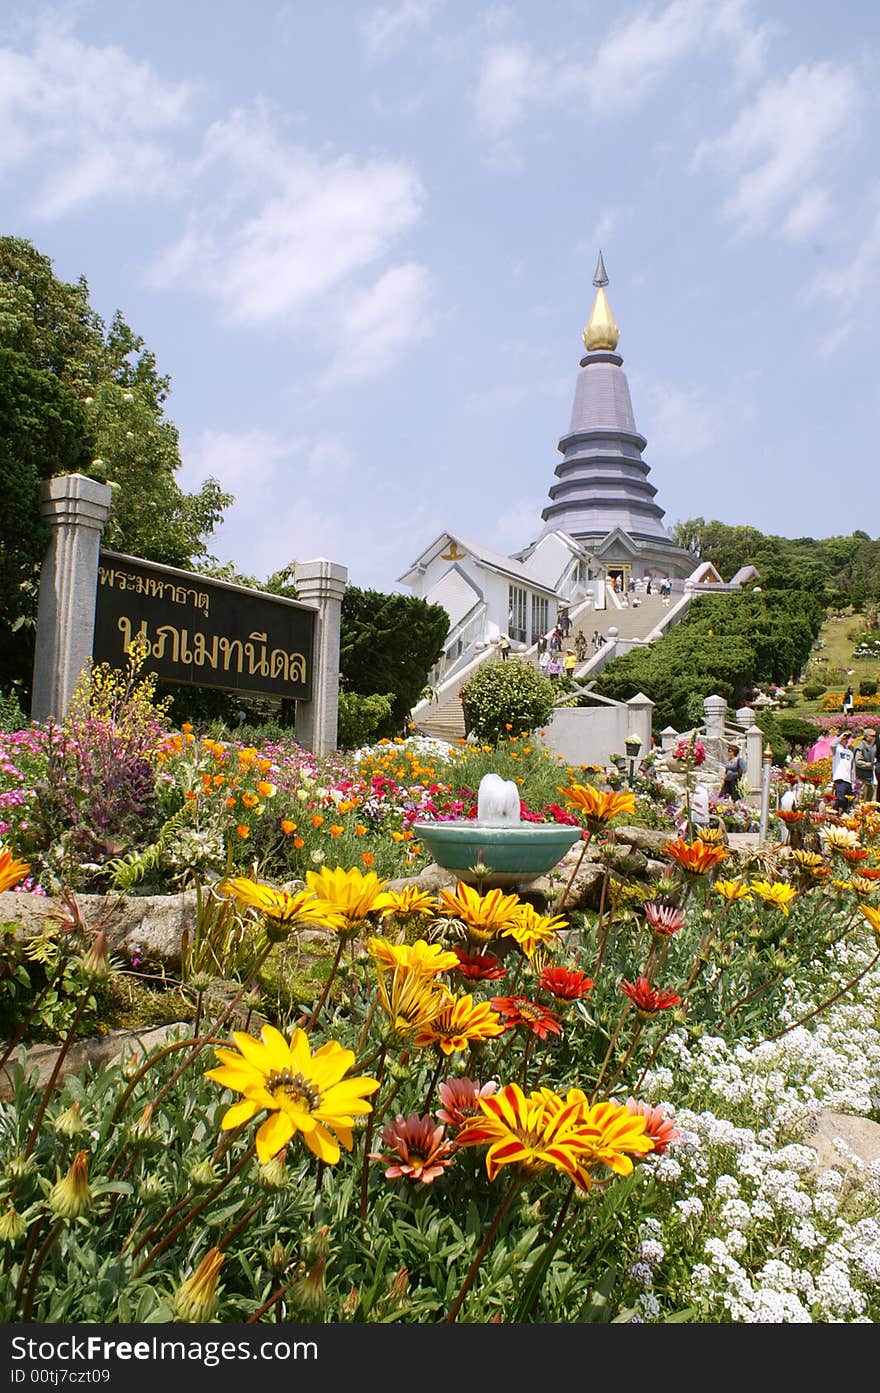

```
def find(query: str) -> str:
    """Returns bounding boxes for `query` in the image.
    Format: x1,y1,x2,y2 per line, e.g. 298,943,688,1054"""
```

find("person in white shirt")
831,731,855,813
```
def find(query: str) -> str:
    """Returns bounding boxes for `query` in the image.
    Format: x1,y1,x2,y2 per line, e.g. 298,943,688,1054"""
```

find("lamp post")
624,732,643,788
758,742,773,842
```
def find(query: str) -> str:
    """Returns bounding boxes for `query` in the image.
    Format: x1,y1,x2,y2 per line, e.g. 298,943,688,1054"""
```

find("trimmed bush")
774,713,822,747
859,680,878,698
802,683,826,700
459,660,557,745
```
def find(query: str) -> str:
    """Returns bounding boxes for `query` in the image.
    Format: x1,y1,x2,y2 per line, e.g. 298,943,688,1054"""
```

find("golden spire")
582,250,619,352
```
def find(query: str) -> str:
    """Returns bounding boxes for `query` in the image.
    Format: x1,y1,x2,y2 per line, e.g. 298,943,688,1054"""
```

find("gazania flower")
304,865,396,932
500,904,569,957
455,1083,592,1188
450,946,507,980
174,1248,225,1322
821,825,862,851
842,847,871,864
695,825,726,843
663,838,728,876
436,881,523,944
219,878,346,938
790,849,827,875
558,783,636,831
370,1113,456,1183
205,1025,379,1164
624,1097,681,1156
860,903,880,942
643,901,685,936
366,937,459,976
712,879,752,902
414,994,506,1054
750,880,798,915
854,875,880,896
376,968,453,1039
538,965,594,1001
0,844,30,893
436,1077,499,1128
620,977,681,1015
776,809,805,825
48,1150,92,1219
490,995,563,1039
539,1092,656,1182
380,886,438,920
855,866,880,881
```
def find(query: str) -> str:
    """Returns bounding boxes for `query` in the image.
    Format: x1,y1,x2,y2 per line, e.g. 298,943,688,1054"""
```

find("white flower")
310,849,325,864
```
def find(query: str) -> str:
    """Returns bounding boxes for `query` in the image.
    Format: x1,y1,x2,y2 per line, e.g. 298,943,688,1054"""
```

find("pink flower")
436,1077,499,1128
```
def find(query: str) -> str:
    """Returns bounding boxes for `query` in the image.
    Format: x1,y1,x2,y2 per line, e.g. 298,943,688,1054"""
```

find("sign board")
93,550,315,700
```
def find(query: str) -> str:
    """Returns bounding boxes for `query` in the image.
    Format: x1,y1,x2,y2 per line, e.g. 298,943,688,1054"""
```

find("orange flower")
663,838,728,876
293,837,304,849
362,852,375,868
281,820,297,835
329,824,345,839
225,795,237,809
354,824,367,837
241,792,259,809
558,782,636,831
620,977,681,1015
0,844,31,894
311,814,324,829
236,825,250,839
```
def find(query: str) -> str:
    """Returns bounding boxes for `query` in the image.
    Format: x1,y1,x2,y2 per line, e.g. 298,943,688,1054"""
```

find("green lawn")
786,609,880,719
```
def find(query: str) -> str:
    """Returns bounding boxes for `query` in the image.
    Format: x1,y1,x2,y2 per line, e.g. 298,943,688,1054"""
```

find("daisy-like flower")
304,865,396,933
620,977,682,1016
490,994,563,1039
853,875,880,896
537,965,594,1001
712,879,753,902
623,1097,681,1157
855,866,880,881
558,783,636,831
821,825,862,851
841,847,871,864
366,937,459,976
540,1091,656,1182
436,881,523,944
500,903,569,957
790,849,827,877
219,878,346,940
750,880,798,915
205,1025,379,1164
776,809,805,825
643,901,685,936
663,838,729,877
376,968,453,1039
380,886,439,921
860,903,880,942
370,1113,456,1184
436,1077,499,1128
695,825,726,843
413,993,506,1054
0,844,30,894
174,1248,225,1322
450,946,507,981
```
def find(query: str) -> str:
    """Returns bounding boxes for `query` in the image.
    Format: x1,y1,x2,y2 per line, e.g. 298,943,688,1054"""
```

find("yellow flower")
219,878,346,937
206,1025,379,1164
436,881,523,944
174,1248,225,1322
367,938,459,975
381,886,438,920
48,1150,92,1218
304,865,395,932
500,903,569,957
0,844,30,893
413,993,506,1054
558,783,636,831
750,880,798,915
257,781,277,799
241,791,259,809
376,968,452,1039
860,903,880,942
791,850,826,875
664,838,729,877
712,879,753,902
821,825,862,851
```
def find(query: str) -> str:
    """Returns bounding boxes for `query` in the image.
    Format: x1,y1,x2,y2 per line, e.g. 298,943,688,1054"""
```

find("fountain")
411,773,583,888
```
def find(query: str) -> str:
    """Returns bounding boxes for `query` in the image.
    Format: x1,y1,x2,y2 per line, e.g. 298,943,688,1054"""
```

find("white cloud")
781,187,832,242
473,42,547,140
361,0,441,60
320,262,434,385
806,206,880,308
490,498,546,552
0,25,195,214
180,428,299,496
643,383,723,457
693,62,861,236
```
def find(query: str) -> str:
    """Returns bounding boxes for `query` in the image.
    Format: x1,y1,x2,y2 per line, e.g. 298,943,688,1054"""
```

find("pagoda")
534,252,691,586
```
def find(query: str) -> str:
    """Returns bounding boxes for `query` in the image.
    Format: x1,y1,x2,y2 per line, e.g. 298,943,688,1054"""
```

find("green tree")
340,588,448,737
459,661,557,745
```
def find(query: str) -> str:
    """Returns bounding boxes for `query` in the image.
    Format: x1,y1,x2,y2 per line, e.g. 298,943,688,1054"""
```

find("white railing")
427,602,488,688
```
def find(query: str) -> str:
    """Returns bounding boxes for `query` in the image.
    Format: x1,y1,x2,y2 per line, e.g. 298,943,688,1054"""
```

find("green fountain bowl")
411,820,583,887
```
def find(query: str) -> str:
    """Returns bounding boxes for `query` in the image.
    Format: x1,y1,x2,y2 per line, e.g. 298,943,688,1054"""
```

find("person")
536,633,548,656
498,634,511,661
559,609,572,637
574,629,587,660
831,730,856,813
690,783,711,830
549,626,563,653
720,743,745,801
842,685,854,717
591,629,601,651
853,728,877,802
563,648,577,678
538,647,551,678
548,654,562,680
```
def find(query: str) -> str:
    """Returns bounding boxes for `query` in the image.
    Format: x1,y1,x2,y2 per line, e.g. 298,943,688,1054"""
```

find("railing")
427,602,488,688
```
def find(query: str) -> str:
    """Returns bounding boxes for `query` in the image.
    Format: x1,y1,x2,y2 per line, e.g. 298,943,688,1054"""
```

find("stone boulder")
0,889,197,969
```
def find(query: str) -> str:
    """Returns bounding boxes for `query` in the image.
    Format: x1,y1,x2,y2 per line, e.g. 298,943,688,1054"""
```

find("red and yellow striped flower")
413,994,506,1054
558,783,636,831
663,837,729,877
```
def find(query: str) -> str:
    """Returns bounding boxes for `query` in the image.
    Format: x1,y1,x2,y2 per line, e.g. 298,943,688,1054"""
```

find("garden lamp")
624,731,642,787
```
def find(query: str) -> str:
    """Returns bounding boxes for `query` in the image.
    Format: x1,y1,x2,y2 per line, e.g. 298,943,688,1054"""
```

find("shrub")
459,660,556,745
859,680,878,697
754,709,789,764
337,691,395,749
774,713,822,747
801,683,826,700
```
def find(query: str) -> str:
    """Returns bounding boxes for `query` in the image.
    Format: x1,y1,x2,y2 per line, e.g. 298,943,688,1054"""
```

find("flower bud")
48,1150,92,1219
53,1101,87,1138
127,1102,160,1147
174,1247,224,1322
338,1286,360,1320
137,1174,168,1205
257,1150,288,1191
0,1205,27,1244
187,1158,219,1189
80,932,111,983
301,1224,330,1265
4,1153,35,1184
264,1241,290,1277
120,1049,142,1080
291,1257,326,1314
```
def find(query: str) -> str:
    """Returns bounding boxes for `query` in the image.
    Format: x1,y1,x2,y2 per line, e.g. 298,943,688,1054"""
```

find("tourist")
563,648,577,678
690,783,711,830
591,629,601,650
549,626,563,653
498,634,511,661
548,654,562,680
853,728,877,802
842,685,854,717
574,629,587,660
538,647,551,678
559,610,572,637
831,730,856,813
720,743,745,801
536,632,548,656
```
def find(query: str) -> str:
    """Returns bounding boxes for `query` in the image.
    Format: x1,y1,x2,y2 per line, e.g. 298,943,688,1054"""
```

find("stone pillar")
293,558,348,756
703,694,727,743
736,704,756,730
745,724,763,792
31,474,113,724
625,691,654,761
660,726,678,752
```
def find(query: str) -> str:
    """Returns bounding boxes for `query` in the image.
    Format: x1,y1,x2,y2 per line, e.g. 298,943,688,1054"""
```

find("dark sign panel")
93,551,315,700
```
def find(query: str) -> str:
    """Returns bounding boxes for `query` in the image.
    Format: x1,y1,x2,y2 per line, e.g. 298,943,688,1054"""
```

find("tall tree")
340,587,448,736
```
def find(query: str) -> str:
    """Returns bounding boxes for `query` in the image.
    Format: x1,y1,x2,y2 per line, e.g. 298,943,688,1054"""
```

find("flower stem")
301,935,346,1032
359,1044,388,1223
444,1173,522,1322
755,945,880,1047
22,992,88,1164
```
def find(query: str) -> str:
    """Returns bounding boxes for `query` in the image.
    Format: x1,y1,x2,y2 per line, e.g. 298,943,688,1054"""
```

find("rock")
0,1023,189,1102
0,889,197,968
612,826,676,857
796,1108,880,1178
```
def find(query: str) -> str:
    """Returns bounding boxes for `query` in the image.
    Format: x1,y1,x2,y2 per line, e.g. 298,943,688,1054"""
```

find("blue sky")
2,1,879,594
